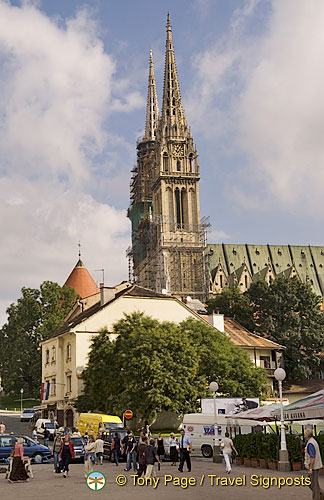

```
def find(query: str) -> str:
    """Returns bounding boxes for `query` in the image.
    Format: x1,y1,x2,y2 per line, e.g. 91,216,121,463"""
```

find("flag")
45,381,50,400
40,383,44,402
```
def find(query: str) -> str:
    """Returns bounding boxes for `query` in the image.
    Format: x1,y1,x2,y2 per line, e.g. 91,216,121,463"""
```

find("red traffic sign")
124,410,133,420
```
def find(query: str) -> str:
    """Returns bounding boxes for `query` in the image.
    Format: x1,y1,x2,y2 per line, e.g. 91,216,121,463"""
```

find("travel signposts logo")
86,471,106,491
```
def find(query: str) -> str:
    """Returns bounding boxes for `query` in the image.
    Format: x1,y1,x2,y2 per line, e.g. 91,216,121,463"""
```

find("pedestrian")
178,429,192,473
95,434,104,465
44,427,50,447
32,427,38,443
156,432,165,470
124,431,137,472
84,436,96,479
59,434,75,478
53,434,62,473
0,421,5,434
137,436,148,478
121,429,131,460
305,429,323,500
143,422,151,439
221,432,237,474
72,427,81,437
145,438,160,478
83,431,89,445
112,432,121,466
169,432,178,466
8,437,29,482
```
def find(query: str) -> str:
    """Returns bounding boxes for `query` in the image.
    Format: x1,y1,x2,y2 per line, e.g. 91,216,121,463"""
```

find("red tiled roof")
224,317,284,349
64,259,99,299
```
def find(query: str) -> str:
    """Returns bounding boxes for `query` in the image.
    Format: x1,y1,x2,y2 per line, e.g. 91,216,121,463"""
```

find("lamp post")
209,381,222,463
274,367,290,472
20,388,24,412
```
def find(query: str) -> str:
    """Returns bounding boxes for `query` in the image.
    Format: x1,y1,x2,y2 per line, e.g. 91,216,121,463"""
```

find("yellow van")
78,413,123,436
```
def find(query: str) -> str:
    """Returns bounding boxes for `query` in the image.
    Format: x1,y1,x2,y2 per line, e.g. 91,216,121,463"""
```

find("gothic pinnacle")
144,49,159,141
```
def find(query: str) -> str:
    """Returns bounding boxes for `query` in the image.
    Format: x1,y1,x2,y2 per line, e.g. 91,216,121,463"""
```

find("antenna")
94,269,105,285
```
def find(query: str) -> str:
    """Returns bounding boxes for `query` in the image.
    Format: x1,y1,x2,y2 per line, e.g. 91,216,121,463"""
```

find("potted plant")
287,434,302,471
265,434,279,470
256,433,267,468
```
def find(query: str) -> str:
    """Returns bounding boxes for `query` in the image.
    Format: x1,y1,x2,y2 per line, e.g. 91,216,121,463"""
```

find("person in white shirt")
169,433,178,466
178,429,192,472
221,432,237,474
95,434,104,465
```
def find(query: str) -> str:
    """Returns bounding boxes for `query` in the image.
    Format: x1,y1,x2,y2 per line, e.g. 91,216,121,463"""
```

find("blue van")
0,434,51,462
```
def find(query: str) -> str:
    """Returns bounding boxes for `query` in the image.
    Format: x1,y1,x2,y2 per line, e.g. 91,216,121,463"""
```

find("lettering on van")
284,411,306,420
203,425,215,436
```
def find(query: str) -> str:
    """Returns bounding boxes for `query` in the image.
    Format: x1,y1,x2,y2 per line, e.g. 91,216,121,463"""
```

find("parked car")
20,408,36,422
0,434,51,463
35,419,57,440
70,436,85,463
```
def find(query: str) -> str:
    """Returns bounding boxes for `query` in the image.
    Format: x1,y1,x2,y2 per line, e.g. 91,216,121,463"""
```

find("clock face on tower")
172,144,184,158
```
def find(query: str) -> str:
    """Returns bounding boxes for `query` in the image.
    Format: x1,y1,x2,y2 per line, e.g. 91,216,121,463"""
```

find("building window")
163,153,168,171
66,343,71,361
189,153,194,172
66,375,72,393
51,347,56,362
260,356,271,369
177,160,181,171
51,379,56,396
45,349,50,364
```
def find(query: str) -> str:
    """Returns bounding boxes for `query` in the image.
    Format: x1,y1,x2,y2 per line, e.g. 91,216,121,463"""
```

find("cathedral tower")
128,15,206,299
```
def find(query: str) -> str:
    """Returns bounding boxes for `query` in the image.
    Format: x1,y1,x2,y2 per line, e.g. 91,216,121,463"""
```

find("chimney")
100,282,104,306
208,313,224,332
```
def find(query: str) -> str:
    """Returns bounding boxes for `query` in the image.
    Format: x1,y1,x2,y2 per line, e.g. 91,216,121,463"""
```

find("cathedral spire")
144,50,159,141
161,13,188,135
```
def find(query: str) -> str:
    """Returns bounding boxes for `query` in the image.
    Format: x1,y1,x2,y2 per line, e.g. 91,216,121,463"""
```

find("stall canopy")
271,390,324,421
225,404,281,422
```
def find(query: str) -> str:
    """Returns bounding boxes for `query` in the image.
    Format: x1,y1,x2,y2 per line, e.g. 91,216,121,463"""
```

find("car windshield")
45,423,55,429
103,422,122,429
71,438,83,447
23,409,34,413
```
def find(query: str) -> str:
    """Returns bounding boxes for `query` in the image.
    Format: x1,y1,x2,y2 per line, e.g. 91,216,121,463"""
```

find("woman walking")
60,435,75,478
112,432,121,466
221,432,237,474
169,433,178,466
156,433,165,470
8,438,29,482
84,435,96,479
53,434,62,473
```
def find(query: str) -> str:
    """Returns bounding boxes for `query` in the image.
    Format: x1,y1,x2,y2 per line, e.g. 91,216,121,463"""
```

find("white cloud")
208,229,230,243
187,0,324,216
0,2,138,325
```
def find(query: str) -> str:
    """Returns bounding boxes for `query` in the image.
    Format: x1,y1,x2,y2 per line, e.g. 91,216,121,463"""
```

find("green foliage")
81,313,268,425
0,281,77,397
315,435,324,461
206,287,255,331
234,433,280,461
286,434,302,462
246,277,324,379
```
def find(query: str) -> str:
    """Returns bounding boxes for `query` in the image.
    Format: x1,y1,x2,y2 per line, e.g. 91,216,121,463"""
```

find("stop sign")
124,410,133,420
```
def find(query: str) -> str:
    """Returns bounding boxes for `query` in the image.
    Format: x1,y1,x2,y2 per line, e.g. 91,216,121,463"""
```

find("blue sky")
1,0,324,324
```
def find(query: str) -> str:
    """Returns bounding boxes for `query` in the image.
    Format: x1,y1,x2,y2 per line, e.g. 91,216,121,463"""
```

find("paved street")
0,458,320,500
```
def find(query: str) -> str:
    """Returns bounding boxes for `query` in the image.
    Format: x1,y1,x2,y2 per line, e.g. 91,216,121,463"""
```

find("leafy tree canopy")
0,281,77,397
80,312,268,424
206,287,255,331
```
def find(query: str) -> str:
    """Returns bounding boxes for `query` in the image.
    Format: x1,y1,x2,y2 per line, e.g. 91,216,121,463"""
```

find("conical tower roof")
64,258,99,299
144,50,159,141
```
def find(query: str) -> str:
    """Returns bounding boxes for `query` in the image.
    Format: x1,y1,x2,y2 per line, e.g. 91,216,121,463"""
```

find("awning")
271,389,324,421
226,404,281,422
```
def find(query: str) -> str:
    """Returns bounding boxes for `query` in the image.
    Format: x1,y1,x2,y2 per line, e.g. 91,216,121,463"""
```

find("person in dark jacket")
145,439,160,478
137,436,148,478
112,433,121,466
59,435,75,478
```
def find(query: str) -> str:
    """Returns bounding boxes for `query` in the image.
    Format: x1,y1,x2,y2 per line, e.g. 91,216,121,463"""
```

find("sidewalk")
0,459,318,500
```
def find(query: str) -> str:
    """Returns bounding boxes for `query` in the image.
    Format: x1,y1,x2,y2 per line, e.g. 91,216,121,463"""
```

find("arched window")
177,160,181,172
163,153,168,172
189,153,194,172
175,188,181,228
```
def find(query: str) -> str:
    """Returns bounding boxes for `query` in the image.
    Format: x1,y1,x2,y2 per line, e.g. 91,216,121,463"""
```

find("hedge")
233,433,302,462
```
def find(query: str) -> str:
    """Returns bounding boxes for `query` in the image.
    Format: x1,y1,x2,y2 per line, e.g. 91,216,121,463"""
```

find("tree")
80,312,268,424
206,287,255,331
0,281,77,397
246,277,324,379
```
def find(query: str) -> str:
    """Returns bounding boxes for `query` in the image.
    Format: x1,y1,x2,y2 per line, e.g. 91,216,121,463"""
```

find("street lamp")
20,388,24,413
209,381,222,463
274,367,290,472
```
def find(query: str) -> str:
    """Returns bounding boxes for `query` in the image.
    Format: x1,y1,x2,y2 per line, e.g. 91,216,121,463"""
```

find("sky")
1,0,324,325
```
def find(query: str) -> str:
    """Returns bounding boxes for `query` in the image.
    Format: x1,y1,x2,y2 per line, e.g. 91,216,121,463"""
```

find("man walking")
124,431,137,472
178,429,192,473
305,429,324,500
44,427,50,447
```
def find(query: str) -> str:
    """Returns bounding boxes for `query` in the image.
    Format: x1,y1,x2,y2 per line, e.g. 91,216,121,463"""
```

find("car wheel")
201,445,213,458
33,453,43,463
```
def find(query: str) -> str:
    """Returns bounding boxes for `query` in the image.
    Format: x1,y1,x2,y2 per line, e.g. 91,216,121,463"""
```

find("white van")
35,419,57,440
182,413,264,458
